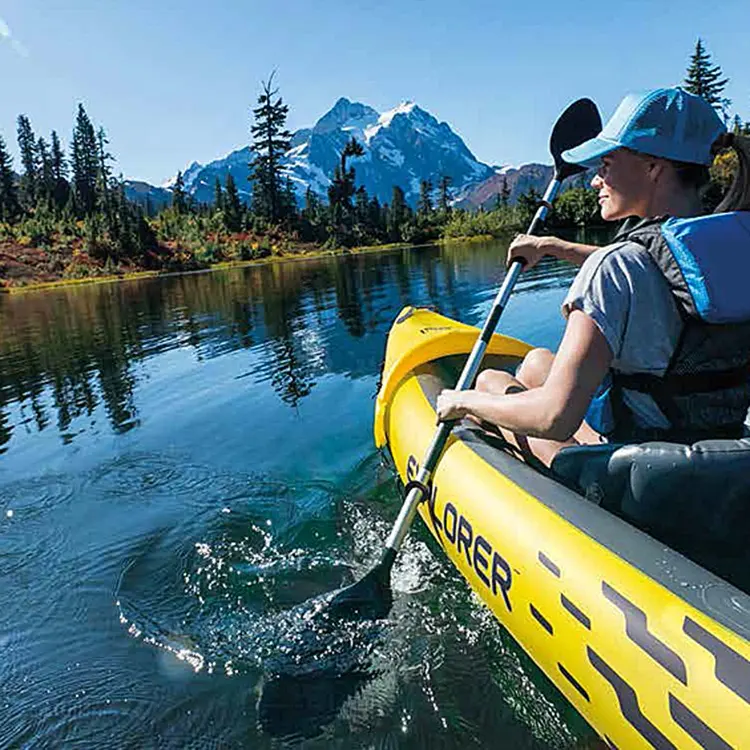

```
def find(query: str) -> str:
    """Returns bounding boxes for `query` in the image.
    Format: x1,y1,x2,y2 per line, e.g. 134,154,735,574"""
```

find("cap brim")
561,136,620,168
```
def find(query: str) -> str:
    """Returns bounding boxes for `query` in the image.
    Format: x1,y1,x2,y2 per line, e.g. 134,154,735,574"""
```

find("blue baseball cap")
562,87,725,167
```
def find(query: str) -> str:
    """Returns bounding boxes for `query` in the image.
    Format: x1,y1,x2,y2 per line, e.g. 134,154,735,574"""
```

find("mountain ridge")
125,98,553,210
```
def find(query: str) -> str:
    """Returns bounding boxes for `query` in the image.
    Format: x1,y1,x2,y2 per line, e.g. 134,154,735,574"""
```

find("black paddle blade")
324,556,393,620
549,98,602,181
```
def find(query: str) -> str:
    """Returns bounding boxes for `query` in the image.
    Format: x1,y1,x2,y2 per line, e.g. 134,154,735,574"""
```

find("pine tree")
0,135,20,221
500,177,511,206
437,175,452,213
328,138,363,213
96,126,115,228
368,196,384,240
50,130,70,211
418,179,434,217
281,177,298,222
35,136,55,206
354,186,370,239
213,177,224,211
249,73,293,224
16,114,38,208
302,187,320,222
516,186,542,226
111,176,154,262
223,172,243,232
71,104,99,215
172,170,186,214
387,185,409,242
300,186,324,242
684,39,730,114
327,137,364,245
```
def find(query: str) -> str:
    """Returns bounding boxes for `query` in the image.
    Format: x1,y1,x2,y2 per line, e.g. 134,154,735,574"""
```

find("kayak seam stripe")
558,662,590,702
683,616,750,704
603,581,688,686
587,646,677,750
668,693,733,750
538,550,561,577
561,593,592,630
530,604,553,635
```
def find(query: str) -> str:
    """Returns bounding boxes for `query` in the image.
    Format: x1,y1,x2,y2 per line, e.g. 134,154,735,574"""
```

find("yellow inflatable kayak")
374,306,750,750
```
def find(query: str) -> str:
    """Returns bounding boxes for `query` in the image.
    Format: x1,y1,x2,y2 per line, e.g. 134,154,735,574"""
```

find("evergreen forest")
0,39,747,289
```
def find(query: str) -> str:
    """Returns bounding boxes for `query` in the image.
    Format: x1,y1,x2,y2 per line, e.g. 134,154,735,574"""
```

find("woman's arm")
508,234,601,269
436,310,613,440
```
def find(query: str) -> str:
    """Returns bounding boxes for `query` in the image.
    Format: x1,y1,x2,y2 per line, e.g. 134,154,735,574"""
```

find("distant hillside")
122,180,172,211
457,164,554,210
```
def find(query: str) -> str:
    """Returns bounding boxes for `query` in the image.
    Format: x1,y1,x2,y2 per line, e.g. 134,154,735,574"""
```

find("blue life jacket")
589,212,750,443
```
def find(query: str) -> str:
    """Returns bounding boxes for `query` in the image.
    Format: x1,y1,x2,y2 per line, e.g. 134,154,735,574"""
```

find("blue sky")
2,0,748,185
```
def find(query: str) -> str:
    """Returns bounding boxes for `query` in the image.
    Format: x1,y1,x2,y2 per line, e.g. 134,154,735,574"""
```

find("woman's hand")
436,389,469,422
508,234,558,269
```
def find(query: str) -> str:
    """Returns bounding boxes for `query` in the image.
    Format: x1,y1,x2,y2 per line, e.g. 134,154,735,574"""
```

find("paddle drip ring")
403,479,431,502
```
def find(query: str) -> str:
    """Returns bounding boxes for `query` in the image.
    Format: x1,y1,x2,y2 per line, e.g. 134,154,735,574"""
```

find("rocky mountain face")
456,164,554,210
282,98,495,206
121,180,172,211
126,98,555,209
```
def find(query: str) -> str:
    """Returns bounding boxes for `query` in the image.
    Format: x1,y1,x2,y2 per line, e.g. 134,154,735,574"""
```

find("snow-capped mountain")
129,98,496,208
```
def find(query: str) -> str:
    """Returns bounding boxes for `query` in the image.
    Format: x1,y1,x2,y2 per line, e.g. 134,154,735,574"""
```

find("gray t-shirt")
562,241,683,430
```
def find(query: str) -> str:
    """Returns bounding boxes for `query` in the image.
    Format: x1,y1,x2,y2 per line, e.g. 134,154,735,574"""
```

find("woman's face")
591,149,655,220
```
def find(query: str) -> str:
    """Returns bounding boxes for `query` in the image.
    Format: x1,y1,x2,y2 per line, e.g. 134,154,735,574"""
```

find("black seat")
552,438,750,547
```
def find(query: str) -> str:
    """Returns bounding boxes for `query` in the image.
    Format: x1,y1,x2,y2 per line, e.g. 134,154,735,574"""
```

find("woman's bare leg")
472,348,603,468
515,347,555,389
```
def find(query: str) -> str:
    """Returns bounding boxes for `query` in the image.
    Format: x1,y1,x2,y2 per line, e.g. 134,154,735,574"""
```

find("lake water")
0,239,606,748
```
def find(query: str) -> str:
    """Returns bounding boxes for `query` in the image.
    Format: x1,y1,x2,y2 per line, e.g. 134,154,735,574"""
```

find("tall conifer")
36,136,54,205
368,195,383,239
387,185,408,241
0,135,20,221
71,104,99,215
172,171,186,213
223,172,243,232
50,131,70,210
418,179,433,216
16,114,38,207
96,127,115,228
249,74,292,223
684,39,729,114
214,177,224,211
437,175,452,213
500,177,511,206
327,137,364,245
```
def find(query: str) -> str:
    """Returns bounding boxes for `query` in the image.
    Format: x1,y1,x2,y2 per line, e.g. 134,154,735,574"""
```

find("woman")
436,87,750,468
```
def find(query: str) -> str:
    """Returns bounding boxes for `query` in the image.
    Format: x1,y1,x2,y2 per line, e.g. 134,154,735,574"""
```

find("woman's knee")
475,368,515,393
516,348,554,388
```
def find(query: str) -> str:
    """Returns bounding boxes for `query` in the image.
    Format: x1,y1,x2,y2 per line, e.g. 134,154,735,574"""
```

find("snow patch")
287,142,308,159
379,101,417,128
378,144,405,167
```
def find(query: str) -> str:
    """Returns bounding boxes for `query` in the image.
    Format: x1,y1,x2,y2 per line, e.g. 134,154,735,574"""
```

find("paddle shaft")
382,175,563,558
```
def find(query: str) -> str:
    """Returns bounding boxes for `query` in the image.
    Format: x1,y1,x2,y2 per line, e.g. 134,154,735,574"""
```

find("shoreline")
0,239,422,295
0,228,606,295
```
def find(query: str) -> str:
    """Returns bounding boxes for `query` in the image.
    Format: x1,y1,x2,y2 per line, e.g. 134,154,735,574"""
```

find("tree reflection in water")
0,237,583,453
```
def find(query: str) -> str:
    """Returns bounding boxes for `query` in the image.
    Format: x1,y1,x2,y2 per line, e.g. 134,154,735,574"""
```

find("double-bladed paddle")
325,98,602,620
